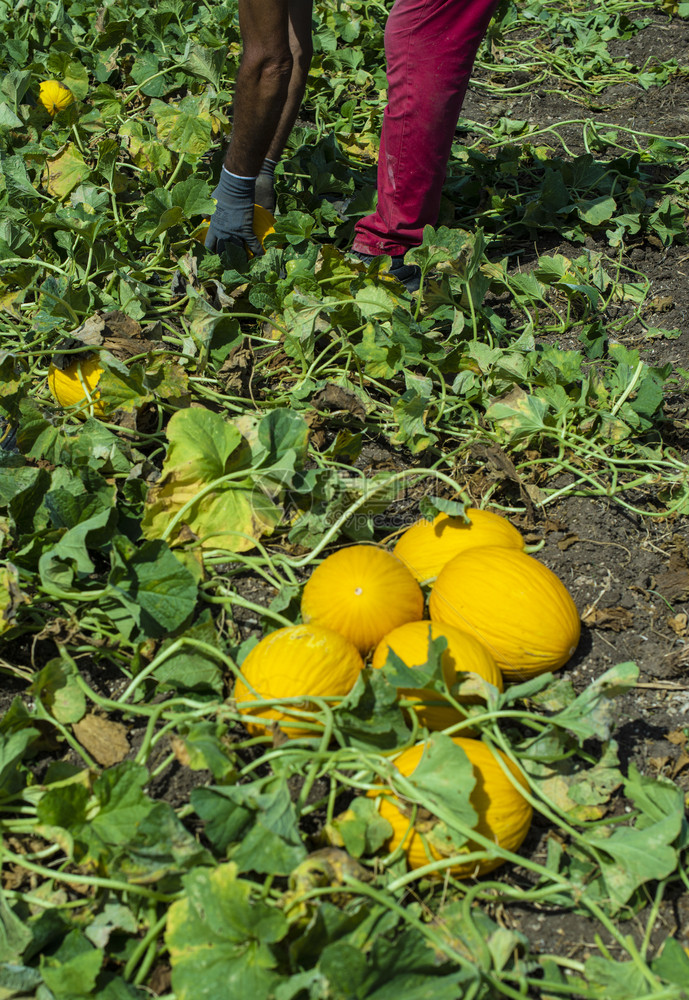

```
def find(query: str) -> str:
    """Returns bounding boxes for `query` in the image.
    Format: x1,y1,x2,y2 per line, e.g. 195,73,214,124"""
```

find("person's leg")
225,0,294,176
256,0,314,211
207,0,294,253
353,0,499,258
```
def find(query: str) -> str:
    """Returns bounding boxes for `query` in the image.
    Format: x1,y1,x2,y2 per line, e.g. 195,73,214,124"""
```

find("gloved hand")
205,168,263,257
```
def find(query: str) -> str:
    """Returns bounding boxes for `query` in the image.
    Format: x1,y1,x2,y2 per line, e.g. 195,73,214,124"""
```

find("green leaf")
651,937,689,988
327,796,393,858
0,104,22,129
418,496,469,521
38,505,117,595
0,889,33,962
0,155,41,201
576,195,617,225
180,43,226,89
549,662,639,743
390,388,437,454
40,930,102,999
151,611,224,695
0,964,43,996
30,656,86,725
166,864,288,1000
380,633,448,693
583,955,653,999
398,734,477,831
61,60,89,100
334,670,410,750
191,776,307,874
107,537,198,639
170,176,216,220
586,806,682,910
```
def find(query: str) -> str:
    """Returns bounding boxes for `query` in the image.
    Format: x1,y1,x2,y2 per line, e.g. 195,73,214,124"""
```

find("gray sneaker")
351,250,421,293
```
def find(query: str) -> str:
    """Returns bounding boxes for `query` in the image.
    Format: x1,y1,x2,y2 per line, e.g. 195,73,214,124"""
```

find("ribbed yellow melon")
371,738,532,877
371,620,503,731
48,357,105,415
194,204,275,250
39,80,74,116
429,547,580,680
394,508,524,583
301,546,424,654
233,623,363,738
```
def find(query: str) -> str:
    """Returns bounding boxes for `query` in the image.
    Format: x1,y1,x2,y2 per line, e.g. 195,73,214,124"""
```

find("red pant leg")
353,0,499,257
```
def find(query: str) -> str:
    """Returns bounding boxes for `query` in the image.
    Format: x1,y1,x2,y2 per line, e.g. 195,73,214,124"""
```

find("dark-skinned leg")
225,0,293,176
207,0,292,253
256,0,314,211
266,0,313,161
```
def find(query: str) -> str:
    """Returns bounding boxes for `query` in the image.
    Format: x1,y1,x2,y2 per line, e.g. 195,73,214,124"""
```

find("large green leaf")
106,536,198,638
167,864,288,1000
191,776,307,875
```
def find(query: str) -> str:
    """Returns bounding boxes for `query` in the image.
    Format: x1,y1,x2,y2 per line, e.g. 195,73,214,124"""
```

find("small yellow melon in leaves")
39,80,74,116
394,508,525,583
371,620,503,731
48,356,105,416
371,737,532,877
233,623,364,738
429,547,580,680
194,203,276,251
301,546,424,654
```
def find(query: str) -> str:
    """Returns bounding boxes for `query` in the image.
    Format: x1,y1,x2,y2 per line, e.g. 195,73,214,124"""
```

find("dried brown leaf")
73,713,129,767
581,606,635,631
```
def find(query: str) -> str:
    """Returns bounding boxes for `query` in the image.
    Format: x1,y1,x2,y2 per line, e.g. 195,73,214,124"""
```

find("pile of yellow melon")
233,506,581,879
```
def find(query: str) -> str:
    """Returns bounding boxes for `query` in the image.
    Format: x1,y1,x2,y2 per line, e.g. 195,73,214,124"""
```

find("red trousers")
352,0,499,257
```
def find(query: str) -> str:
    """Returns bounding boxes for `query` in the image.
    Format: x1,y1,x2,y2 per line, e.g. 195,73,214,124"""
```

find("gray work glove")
205,168,263,257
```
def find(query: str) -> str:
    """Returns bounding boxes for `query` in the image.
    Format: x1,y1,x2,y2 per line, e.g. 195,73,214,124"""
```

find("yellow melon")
301,545,424,654
371,620,503,731
429,547,580,680
48,357,105,416
194,203,275,251
233,623,364,738
371,738,532,877
394,508,524,582
39,80,74,116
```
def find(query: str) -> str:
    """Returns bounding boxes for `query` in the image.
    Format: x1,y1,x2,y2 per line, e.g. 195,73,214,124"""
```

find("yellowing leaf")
150,95,213,159
167,863,288,1000
142,407,281,554
0,563,28,634
42,144,90,199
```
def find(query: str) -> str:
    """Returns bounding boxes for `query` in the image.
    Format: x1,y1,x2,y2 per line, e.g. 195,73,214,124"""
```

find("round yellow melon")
371,738,532,877
194,203,275,251
429,547,580,680
371,620,503,731
48,357,105,415
39,80,74,116
301,546,424,654
394,508,524,583
233,623,364,738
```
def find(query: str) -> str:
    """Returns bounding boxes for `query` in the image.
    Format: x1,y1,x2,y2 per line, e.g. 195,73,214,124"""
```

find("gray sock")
255,158,278,214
